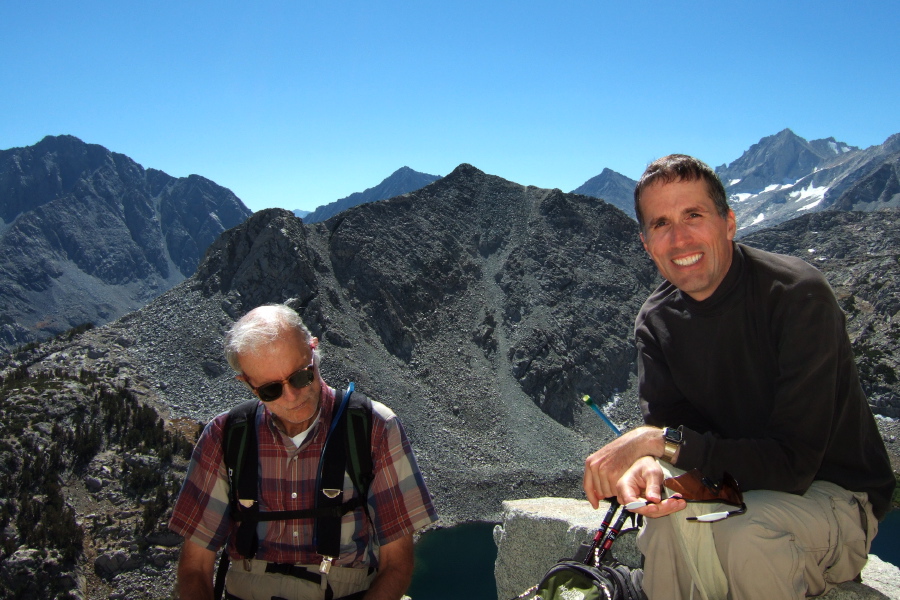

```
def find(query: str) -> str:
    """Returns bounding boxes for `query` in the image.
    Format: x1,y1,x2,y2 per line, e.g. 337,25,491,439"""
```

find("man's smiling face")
639,178,736,301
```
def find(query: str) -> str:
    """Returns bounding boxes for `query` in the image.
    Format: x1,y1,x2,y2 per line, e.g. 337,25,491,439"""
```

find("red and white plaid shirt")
169,385,437,567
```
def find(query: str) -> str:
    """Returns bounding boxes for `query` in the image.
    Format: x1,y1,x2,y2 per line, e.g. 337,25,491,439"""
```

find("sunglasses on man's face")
245,364,316,402
664,469,747,522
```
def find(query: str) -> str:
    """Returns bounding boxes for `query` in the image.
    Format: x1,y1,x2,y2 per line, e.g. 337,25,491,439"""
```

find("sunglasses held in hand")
664,469,747,522
244,364,316,401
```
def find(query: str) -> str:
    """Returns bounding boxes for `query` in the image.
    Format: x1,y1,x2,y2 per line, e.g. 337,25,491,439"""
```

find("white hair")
223,304,319,373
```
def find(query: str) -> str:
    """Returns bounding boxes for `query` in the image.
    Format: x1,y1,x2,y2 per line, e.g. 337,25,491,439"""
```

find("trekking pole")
583,498,620,566
583,395,621,436
594,504,632,565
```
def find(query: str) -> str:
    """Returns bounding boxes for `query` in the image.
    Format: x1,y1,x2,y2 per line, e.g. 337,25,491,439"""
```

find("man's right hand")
582,426,670,509
617,456,686,518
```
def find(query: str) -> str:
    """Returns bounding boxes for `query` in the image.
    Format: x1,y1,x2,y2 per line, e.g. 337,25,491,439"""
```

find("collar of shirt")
262,383,338,451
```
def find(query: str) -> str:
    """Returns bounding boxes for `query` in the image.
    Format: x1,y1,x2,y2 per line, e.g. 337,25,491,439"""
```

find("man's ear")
310,336,319,349
726,210,737,241
640,231,649,254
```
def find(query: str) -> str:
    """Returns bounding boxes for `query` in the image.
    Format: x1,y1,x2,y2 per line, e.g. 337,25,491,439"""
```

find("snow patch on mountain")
791,183,829,212
763,183,794,193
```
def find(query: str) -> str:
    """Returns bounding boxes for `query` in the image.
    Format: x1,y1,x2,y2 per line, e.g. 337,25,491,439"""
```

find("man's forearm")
363,565,412,600
364,535,414,600
176,573,214,600
176,540,217,600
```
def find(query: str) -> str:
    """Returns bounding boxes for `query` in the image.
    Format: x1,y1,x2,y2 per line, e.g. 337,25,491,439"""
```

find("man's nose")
670,222,693,246
280,379,303,402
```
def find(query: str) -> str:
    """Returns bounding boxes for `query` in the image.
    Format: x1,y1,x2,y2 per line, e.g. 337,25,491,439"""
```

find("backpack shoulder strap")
215,399,260,600
345,391,374,502
315,386,374,562
222,399,262,558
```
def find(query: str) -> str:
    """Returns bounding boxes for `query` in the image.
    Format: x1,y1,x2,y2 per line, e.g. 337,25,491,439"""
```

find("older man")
170,304,437,600
583,155,895,599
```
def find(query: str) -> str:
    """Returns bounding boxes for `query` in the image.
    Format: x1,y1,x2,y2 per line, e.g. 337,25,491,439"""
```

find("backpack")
213,385,373,600
512,499,646,600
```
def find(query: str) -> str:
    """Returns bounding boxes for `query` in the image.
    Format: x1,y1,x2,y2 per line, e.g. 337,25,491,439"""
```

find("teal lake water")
407,522,498,600
408,510,899,600
871,508,899,568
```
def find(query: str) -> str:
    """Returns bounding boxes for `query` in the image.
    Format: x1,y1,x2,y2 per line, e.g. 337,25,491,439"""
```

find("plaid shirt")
169,385,437,567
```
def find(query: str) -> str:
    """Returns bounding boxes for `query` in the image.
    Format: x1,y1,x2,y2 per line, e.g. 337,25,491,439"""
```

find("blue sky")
2,1,898,213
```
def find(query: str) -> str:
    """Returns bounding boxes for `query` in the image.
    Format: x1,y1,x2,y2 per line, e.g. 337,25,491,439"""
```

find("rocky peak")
302,165,441,223
0,135,252,349
571,167,638,219
716,128,842,194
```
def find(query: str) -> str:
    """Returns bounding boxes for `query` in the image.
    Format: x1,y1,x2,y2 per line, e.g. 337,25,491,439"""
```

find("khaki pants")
637,478,877,600
225,558,375,600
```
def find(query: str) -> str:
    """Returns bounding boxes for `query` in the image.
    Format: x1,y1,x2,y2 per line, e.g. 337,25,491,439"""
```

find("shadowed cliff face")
193,164,658,426
0,135,252,349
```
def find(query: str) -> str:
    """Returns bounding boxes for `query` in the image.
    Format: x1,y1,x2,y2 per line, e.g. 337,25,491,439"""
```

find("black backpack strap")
223,399,262,558
314,386,374,563
213,550,230,600
214,399,260,600
345,392,374,523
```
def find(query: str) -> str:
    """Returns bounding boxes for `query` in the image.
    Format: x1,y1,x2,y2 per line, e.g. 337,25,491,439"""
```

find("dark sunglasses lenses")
256,367,315,401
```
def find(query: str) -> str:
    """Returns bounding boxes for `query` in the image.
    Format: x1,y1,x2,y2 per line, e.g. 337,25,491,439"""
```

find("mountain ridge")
0,135,252,350
570,167,637,218
301,165,441,223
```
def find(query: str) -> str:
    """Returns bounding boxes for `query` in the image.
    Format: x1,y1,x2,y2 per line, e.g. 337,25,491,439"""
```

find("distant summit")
716,128,858,194
0,135,251,349
571,168,637,219
714,129,900,234
301,166,440,223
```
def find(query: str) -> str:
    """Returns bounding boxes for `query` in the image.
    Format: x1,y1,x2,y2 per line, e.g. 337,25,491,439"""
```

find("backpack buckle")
319,556,333,575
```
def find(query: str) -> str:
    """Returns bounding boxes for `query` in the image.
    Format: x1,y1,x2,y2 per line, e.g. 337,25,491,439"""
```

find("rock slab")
494,497,900,600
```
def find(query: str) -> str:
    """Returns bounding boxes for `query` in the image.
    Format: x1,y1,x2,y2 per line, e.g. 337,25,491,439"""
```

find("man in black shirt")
582,154,894,599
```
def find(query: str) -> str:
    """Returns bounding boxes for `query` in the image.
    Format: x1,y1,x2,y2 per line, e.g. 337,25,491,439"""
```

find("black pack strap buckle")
264,562,323,585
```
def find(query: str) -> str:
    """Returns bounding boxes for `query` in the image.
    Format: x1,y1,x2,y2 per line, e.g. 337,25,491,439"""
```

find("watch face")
665,427,683,444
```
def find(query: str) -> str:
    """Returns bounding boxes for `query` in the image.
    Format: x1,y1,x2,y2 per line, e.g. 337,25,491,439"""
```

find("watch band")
661,426,683,463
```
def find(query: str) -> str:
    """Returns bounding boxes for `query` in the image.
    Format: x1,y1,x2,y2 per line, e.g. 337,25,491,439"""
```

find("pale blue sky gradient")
2,1,898,212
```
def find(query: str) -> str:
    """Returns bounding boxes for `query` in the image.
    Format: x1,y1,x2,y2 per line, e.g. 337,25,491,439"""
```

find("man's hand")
617,456,686,518
583,426,666,508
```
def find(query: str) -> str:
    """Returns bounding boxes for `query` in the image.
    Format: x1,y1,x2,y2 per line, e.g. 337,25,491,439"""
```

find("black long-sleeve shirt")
636,243,895,519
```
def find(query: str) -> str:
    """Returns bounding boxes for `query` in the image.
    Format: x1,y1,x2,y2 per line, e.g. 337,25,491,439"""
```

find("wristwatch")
661,426,683,463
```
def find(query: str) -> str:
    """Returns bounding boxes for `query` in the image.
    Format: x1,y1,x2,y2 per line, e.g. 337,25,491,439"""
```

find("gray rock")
146,531,183,547
85,475,103,492
95,550,130,577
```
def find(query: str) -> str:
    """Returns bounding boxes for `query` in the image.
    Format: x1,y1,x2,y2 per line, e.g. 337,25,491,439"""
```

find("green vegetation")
0,363,194,569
